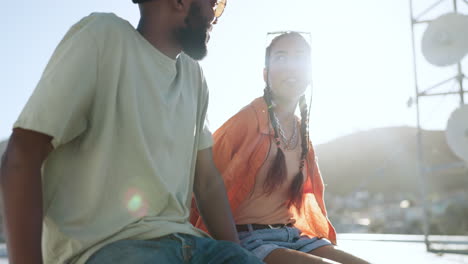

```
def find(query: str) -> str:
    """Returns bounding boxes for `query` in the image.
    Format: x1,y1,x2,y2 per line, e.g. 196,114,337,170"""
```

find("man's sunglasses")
212,0,227,24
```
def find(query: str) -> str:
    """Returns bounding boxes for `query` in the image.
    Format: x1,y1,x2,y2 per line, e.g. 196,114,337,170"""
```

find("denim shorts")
86,233,262,264
238,225,331,260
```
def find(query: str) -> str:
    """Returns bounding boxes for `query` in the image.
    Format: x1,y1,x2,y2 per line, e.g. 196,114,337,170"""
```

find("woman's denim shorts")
238,225,331,260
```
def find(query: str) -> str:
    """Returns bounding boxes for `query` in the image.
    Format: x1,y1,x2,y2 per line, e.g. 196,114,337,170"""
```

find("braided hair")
262,32,310,209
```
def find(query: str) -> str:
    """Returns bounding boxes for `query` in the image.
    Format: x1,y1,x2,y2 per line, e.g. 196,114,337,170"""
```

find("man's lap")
86,233,262,264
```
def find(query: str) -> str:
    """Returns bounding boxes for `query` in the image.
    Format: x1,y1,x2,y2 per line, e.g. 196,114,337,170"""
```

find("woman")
192,32,369,264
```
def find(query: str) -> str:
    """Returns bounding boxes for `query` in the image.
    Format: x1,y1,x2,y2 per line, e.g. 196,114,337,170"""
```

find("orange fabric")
190,97,337,244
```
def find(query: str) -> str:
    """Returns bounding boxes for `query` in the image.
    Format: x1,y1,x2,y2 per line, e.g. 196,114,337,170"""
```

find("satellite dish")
422,12,468,67
446,104,468,163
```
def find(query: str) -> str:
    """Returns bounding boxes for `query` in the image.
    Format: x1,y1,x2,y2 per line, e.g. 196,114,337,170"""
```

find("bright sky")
1,0,467,144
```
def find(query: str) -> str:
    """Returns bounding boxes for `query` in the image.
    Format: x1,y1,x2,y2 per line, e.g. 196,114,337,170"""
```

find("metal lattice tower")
409,0,468,252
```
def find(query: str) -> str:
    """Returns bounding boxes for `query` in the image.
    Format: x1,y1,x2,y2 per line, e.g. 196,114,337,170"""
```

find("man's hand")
193,148,240,244
0,128,53,264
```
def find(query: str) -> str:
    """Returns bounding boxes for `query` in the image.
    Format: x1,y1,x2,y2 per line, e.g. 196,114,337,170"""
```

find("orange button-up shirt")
191,97,337,244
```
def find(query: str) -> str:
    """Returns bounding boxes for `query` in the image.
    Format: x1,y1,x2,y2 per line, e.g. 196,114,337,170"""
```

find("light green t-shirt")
14,13,213,264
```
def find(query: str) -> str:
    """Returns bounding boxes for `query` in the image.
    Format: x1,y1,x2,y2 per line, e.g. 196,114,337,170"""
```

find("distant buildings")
326,190,468,235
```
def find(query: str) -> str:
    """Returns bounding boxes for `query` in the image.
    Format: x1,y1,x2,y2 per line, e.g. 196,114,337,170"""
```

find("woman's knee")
265,248,336,264
307,245,370,264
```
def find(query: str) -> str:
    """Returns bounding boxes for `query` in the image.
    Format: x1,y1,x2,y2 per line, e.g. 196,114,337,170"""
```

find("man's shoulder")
83,12,129,28
69,12,133,41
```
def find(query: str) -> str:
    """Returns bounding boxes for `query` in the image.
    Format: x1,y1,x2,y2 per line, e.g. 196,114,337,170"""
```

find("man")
0,0,261,263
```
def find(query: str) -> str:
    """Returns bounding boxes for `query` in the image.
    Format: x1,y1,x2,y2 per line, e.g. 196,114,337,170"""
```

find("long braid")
288,95,309,208
263,87,288,194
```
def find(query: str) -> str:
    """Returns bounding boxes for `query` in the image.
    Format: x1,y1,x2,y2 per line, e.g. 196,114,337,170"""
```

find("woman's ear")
263,68,268,84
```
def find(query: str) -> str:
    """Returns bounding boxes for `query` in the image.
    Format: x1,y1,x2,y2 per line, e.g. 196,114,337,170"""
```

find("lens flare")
125,188,148,217
127,194,143,212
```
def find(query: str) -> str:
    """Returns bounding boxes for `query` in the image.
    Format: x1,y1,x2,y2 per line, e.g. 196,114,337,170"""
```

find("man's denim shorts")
238,225,331,260
87,233,262,264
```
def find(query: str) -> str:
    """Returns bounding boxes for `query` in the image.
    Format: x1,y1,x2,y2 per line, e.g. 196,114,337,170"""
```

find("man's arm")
0,128,53,264
193,147,240,244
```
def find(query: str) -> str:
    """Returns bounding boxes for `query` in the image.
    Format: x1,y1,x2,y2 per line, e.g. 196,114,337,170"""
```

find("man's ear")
263,68,268,83
170,0,189,12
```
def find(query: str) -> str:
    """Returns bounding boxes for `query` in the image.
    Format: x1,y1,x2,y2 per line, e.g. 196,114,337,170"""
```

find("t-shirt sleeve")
13,16,98,148
197,76,213,150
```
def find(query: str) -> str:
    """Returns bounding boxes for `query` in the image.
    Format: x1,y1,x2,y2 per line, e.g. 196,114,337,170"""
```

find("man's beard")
175,2,211,61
